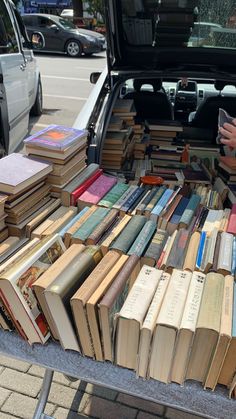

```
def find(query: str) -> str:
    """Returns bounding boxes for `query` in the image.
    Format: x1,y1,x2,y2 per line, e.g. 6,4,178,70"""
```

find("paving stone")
1,393,55,419
53,407,90,419
84,384,118,401
137,412,163,419
165,408,205,419
0,388,11,408
117,393,165,416
0,367,4,374
28,365,45,377
0,355,29,373
0,413,18,419
81,394,137,419
47,382,83,410
52,372,72,386
0,368,42,397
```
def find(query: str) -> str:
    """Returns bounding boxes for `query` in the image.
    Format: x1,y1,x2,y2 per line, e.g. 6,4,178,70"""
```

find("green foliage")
84,0,105,22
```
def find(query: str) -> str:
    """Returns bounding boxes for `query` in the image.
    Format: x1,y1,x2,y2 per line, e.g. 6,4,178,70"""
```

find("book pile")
112,98,137,127
0,153,53,239
218,155,236,185
101,128,133,170
24,125,87,199
148,119,183,147
0,195,8,243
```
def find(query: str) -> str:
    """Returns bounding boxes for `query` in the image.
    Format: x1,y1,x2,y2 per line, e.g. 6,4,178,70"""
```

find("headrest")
133,78,162,92
214,80,227,91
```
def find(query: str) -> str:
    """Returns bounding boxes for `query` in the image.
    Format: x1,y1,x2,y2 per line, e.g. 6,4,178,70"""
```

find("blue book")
120,187,144,214
128,220,156,256
150,189,174,222
196,231,207,270
58,207,89,238
72,207,110,243
179,194,201,228
168,197,189,225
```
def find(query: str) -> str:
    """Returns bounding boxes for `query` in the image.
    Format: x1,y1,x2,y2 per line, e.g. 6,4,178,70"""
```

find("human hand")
219,118,236,150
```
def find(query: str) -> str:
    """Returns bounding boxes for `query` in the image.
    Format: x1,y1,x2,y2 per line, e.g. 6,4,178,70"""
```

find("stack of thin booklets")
24,125,88,198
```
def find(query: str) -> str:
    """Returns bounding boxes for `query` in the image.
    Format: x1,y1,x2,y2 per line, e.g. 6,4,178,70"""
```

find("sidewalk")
0,355,204,419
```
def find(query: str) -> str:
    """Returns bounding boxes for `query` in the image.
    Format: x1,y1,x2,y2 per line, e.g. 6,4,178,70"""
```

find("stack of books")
0,153,53,238
148,120,183,147
112,98,137,127
0,195,7,243
217,156,236,185
24,125,88,198
101,128,133,170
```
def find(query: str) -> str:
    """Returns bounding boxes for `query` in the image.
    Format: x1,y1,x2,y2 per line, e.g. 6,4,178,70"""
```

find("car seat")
190,80,236,139
123,78,174,121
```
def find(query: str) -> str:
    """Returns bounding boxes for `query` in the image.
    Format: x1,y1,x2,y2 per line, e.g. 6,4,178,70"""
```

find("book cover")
98,183,130,208
167,196,189,234
77,175,117,208
183,231,201,272
142,229,168,267
186,272,225,383
116,266,163,370
149,269,192,383
0,153,52,195
195,231,207,270
110,215,146,254
71,207,110,244
98,254,140,362
217,232,234,276
24,125,87,150
86,209,119,245
127,220,156,257
150,188,174,222
0,234,65,344
178,194,201,229
100,214,131,255
165,228,190,273
71,250,121,357
44,246,102,352
171,271,206,385
119,187,145,215
137,272,170,378
70,169,103,205
227,204,236,235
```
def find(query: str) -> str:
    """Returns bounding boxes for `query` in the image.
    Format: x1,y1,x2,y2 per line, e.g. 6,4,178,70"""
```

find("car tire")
66,39,82,57
30,78,43,116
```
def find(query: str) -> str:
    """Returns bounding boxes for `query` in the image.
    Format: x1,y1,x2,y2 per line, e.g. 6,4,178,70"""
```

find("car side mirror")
50,24,59,31
31,32,45,50
90,72,101,84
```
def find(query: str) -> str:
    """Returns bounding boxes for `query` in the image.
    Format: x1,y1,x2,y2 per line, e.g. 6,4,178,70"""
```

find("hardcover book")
127,220,156,257
183,231,201,272
110,215,146,254
71,250,121,357
70,207,110,244
86,209,119,245
137,272,170,378
0,234,65,344
44,246,102,352
142,229,169,267
100,214,131,255
77,175,117,209
186,272,225,383
98,183,129,208
24,125,87,150
0,153,52,195
204,274,234,390
171,271,206,385
178,194,201,229
227,204,236,235
149,269,192,383
98,254,140,362
217,232,234,276
116,265,163,370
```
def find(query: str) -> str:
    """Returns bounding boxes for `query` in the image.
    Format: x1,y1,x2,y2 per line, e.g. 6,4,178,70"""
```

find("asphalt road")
28,50,107,135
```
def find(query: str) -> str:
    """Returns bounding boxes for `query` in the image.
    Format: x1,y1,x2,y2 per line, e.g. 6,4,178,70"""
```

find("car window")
57,18,77,30
22,15,37,27
0,1,19,54
38,16,54,28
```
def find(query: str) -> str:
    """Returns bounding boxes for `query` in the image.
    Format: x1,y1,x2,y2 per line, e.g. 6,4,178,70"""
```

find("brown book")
183,231,201,271
44,246,102,351
86,255,129,361
0,237,20,257
33,244,85,340
64,206,97,248
218,281,236,388
186,272,225,383
0,228,8,244
71,250,121,357
32,206,77,239
86,209,119,245
26,198,61,238
4,181,45,209
50,147,87,176
98,254,140,362
204,275,234,390
210,231,221,272
47,159,86,186
158,194,182,230
141,229,168,267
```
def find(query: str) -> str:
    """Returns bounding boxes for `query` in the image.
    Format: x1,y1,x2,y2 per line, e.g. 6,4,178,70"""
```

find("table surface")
0,330,235,419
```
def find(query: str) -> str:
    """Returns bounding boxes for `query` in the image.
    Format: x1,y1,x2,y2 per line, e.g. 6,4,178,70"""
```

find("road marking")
44,94,87,100
42,75,89,82
75,66,105,71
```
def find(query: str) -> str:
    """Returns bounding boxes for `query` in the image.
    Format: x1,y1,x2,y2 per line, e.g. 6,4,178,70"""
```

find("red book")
70,169,103,205
227,204,236,234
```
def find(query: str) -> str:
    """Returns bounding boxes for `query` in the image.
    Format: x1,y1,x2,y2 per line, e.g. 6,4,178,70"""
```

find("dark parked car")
22,13,106,57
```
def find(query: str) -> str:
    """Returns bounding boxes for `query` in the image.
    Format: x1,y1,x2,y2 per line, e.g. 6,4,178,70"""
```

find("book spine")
150,189,174,221
127,220,156,257
72,208,110,243
70,169,103,205
98,183,129,208
111,215,146,254
113,185,138,210
179,194,201,228
196,231,207,270
135,188,157,214
144,186,166,217
119,187,144,215
86,209,119,245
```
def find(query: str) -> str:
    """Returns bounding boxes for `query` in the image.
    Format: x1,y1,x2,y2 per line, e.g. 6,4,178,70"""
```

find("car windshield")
120,0,236,49
57,17,77,30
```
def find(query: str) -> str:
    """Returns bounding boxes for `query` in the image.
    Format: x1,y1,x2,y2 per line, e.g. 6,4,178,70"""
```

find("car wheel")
30,78,43,116
66,40,82,57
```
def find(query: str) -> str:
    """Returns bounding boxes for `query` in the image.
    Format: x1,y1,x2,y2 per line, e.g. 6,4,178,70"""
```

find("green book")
144,185,167,217
98,183,129,208
142,229,169,266
128,220,156,257
178,194,201,229
71,207,110,243
111,215,146,254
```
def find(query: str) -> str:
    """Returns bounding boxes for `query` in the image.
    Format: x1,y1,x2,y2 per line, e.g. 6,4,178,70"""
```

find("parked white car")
0,0,44,155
